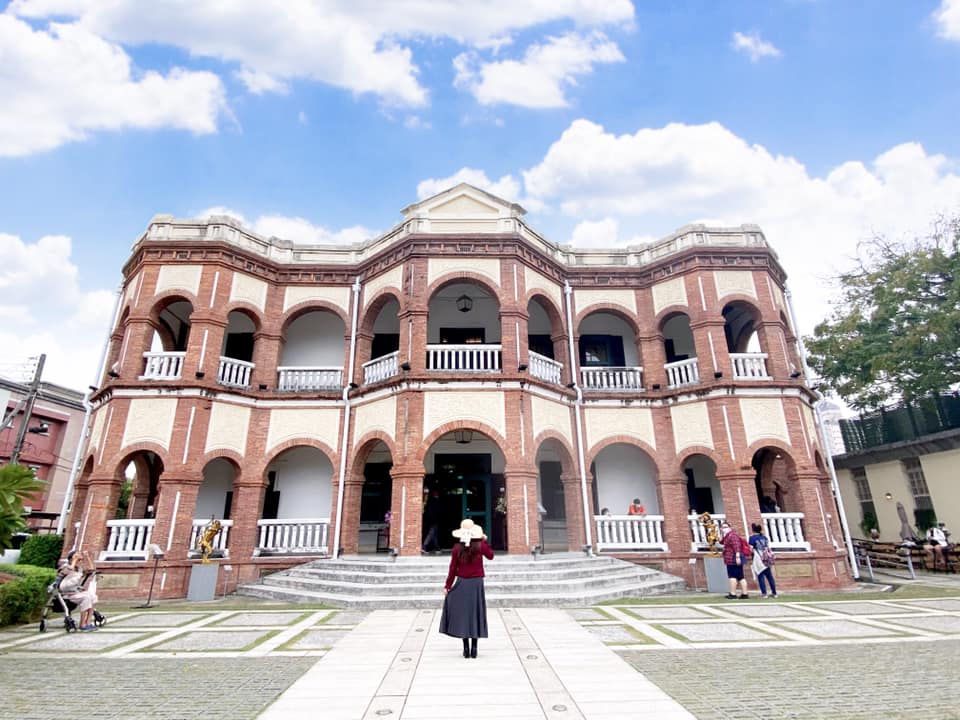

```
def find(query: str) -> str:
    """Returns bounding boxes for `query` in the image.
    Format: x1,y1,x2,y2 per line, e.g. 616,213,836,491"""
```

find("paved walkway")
2,591,960,718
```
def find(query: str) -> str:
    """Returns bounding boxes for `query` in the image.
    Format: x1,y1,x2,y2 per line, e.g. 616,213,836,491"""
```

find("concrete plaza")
2,583,959,719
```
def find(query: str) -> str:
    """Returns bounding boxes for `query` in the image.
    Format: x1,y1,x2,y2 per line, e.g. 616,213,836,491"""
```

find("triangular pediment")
431,194,500,216
402,183,526,222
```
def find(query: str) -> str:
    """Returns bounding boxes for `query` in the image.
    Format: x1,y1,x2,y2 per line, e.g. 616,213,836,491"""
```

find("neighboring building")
0,377,86,531
65,184,850,599
817,400,847,457
834,394,960,542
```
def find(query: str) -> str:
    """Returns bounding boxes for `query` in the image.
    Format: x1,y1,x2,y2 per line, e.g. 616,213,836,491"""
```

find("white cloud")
297,111,308,125
404,115,432,130
416,168,522,203
198,207,374,245
520,119,960,337
0,232,116,390
0,15,227,157
9,0,634,111
731,31,782,62
454,31,624,108
934,0,960,39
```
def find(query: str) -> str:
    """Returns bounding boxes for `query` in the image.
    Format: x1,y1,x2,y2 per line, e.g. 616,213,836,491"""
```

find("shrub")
17,534,63,568
0,563,56,626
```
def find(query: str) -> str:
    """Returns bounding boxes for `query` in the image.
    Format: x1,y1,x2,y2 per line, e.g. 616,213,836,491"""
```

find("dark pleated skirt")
439,576,488,639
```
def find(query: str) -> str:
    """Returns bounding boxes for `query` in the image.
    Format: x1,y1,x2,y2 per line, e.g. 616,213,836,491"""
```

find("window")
902,458,933,511
851,467,876,521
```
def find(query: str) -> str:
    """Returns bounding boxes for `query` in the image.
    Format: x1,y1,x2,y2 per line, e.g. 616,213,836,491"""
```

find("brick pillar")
562,473,588,550
792,470,834,553
76,476,122,557
251,329,282,390
338,477,366,554
184,315,227,381
690,319,730,381
500,308,526,373
117,314,156,380
354,329,374,386
659,473,694,553
638,332,667,388
229,481,266,568
388,466,424,556
400,309,428,373
716,471,758,537
150,478,200,560
505,467,540,553
756,321,790,379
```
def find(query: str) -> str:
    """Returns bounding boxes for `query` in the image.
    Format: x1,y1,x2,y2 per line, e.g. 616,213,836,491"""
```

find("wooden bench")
853,539,920,580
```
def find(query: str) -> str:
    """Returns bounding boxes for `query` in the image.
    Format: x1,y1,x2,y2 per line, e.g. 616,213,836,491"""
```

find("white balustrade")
277,366,343,391
688,513,727,551
141,351,185,380
218,356,254,388
594,515,668,552
188,518,234,557
363,351,400,384
581,366,644,391
99,519,156,561
665,357,700,388
731,353,770,379
528,351,562,385
762,512,810,550
255,518,330,555
426,344,501,372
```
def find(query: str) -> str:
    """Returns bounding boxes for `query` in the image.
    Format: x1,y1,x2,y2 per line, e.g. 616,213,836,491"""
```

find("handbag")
761,546,776,566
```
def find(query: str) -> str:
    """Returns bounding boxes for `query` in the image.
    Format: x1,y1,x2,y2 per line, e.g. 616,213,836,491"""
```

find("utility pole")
10,353,45,466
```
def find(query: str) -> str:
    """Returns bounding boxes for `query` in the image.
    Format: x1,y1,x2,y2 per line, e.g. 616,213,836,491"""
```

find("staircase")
235,553,686,609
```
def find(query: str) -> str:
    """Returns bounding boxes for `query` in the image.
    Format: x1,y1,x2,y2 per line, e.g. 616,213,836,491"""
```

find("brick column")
399,309,428,373
562,473,588,550
116,313,156,380
756,320,790,379
690,319,730,381
228,481,266,567
251,329,282,390
337,476,366,554
716,471,759,536
792,470,834,553
76,476,122,557
504,467,540,553
388,466,424,556
500,308,526,373
150,477,200,560
184,315,227,381
659,473,694,553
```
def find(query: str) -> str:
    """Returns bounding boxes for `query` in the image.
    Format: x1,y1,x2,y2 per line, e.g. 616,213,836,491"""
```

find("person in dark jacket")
421,489,442,554
720,521,749,599
439,518,494,658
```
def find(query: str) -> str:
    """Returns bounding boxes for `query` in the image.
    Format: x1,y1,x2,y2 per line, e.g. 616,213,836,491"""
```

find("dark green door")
432,454,491,548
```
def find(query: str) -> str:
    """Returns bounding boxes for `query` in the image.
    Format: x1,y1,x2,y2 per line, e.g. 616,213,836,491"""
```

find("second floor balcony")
426,343,502,372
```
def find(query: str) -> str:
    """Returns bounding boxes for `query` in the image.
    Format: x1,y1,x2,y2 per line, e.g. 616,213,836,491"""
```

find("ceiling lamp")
456,294,473,313
454,429,473,444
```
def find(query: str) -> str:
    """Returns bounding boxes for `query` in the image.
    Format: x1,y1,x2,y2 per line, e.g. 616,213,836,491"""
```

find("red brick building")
65,184,852,599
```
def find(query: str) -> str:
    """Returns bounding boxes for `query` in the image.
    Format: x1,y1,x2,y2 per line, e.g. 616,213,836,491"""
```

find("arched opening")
751,447,811,550
362,297,401,384
423,430,507,551
357,441,393,554
258,446,334,556
192,457,237,558
220,310,257,388
144,299,193,379
723,301,769,379
527,297,565,385
577,311,642,390
121,451,163,520
683,454,722,516
536,440,570,551
591,443,659,516
661,313,699,388
427,282,502,371
278,309,347,391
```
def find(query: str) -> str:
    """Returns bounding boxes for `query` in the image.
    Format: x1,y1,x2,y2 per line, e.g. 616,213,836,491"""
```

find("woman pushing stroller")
58,550,100,631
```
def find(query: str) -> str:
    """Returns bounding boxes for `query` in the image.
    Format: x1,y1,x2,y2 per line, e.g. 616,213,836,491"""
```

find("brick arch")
574,305,640,336
262,438,338,469
148,291,199,316
425,274,501,305
525,292,564,328
198,450,245,477
104,442,171,479
280,301,350,332
415,421,507,467
351,430,398,463
531,431,577,472
676,446,728,475
358,290,404,338
744,440,799,472
654,307,693,331
584,434,658,470
223,302,265,332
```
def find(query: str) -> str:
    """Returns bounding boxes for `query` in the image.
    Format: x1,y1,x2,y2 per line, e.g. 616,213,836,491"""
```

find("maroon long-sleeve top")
445,541,495,591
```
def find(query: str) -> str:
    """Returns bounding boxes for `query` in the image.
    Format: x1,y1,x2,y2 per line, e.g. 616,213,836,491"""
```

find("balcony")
665,358,700,388
218,356,254,388
141,351,185,380
426,343,502,372
255,518,331,556
363,351,400,385
731,352,770,380
99,519,156,561
593,514,667,552
581,366,643,392
529,351,562,385
277,366,343,392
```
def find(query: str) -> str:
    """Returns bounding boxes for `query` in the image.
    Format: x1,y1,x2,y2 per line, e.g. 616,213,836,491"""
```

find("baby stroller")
39,570,106,633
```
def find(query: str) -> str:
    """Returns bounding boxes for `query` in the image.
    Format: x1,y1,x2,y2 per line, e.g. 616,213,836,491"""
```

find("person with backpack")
749,522,778,598
720,521,750,599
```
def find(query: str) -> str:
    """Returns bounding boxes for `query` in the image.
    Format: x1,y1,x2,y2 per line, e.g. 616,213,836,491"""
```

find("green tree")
0,464,45,551
805,217,960,410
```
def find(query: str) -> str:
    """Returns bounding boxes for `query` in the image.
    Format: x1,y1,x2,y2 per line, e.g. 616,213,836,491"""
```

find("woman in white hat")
440,518,494,658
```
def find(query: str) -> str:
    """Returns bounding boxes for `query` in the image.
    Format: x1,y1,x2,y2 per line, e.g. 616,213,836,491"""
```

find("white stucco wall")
593,444,659,514
577,312,639,366
269,446,334,518
196,458,234,519
279,311,346,366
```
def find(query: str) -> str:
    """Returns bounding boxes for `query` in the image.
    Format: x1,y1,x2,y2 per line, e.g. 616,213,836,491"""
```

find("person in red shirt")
627,498,646,516
440,518,494,658
720,521,749,599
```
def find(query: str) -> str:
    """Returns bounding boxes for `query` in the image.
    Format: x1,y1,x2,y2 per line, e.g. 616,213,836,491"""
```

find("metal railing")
730,352,770,380
255,518,330,555
363,351,399,384
839,394,960,453
581,366,644,391
218,356,254,388
100,519,156,561
665,358,700,388
426,343,501,372
277,366,343,392
141,351,185,380
528,351,562,385
593,514,668,551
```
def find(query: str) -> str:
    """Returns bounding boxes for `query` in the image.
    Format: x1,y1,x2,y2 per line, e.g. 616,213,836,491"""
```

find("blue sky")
0,0,958,391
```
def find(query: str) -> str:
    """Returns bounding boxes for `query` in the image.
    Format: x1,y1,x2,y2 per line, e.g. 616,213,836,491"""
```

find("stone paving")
0,596,958,718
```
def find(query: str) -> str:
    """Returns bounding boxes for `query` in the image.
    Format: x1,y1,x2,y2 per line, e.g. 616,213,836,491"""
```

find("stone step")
235,552,687,608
